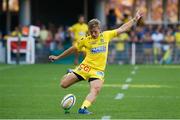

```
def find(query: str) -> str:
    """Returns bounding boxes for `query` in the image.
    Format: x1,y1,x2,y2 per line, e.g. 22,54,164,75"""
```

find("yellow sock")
81,100,91,109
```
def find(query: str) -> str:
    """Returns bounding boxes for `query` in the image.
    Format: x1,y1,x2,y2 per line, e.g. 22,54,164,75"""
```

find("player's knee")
93,86,101,95
60,81,68,89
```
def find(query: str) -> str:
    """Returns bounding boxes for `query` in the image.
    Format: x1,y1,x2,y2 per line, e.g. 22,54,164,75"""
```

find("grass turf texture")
0,64,180,119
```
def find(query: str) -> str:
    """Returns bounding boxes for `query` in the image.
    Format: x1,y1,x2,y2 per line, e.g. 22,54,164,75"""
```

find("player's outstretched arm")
49,46,77,62
115,10,143,35
68,27,72,32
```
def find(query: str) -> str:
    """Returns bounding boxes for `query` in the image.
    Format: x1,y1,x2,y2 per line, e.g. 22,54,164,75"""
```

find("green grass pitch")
0,64,180,119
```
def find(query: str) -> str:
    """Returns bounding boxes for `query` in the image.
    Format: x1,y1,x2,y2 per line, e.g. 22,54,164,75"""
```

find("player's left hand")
135,9,144,21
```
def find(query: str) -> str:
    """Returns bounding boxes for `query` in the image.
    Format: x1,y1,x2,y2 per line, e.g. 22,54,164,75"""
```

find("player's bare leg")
79,79,104,114
60,72,80,88
74,51,79,65
86,79,104,103
60,72,80,114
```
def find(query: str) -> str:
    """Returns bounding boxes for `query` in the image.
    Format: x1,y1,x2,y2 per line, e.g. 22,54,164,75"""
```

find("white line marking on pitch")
131,70,136,75
101,116,111,120
122,84,129,90
126,78,132,83
0,66,17,71
115,93,124,100
127,95,180,99
134,66,139,70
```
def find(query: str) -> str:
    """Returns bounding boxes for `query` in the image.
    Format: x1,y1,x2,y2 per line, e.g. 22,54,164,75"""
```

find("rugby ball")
61,94,76,110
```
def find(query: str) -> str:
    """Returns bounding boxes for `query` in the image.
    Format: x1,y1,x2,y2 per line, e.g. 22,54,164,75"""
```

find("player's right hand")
49,55,58,62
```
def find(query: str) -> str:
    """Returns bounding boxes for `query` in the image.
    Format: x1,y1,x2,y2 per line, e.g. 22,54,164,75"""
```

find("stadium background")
0,0,180,119
0,0,180,64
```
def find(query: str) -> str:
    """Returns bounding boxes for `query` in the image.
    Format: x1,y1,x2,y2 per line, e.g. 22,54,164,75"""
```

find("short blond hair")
88,19,101,29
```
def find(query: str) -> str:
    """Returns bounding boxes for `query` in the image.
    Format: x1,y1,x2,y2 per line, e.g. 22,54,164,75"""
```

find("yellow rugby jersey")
75,30,117,71
69,23,88,41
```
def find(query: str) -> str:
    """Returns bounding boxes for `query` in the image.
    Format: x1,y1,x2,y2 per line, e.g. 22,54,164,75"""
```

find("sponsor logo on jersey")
100,39,104,43
91,46,106,53
79,64,91,72
78,32,86,36
96,71,104,77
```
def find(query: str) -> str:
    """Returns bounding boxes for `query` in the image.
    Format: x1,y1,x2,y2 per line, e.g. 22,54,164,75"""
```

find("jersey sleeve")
69,24,76,32
104,30,118,42
85,24,88,33
74,37,86,51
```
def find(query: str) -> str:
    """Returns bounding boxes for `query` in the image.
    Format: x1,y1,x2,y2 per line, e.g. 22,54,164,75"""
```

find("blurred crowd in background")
0,10,180,64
